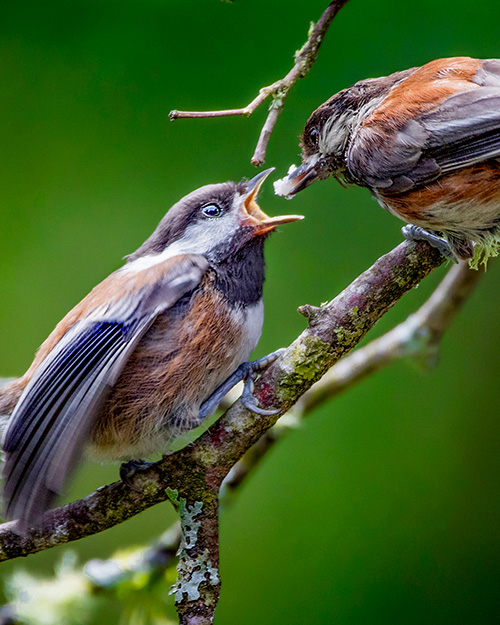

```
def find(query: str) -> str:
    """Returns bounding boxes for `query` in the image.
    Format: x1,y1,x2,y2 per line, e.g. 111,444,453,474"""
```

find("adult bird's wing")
347,58,500,193
2,253,208,527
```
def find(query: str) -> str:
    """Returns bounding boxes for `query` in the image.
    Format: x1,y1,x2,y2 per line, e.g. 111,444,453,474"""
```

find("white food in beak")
273,166,298,199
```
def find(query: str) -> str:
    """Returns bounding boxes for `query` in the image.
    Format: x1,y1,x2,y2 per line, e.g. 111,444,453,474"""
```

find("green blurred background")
1,0,500,622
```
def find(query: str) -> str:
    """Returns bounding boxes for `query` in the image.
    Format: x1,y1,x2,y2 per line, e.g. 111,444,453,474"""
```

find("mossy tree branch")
222,260,482,493
0,240,446,624
0,239,444,558
2,257,483,625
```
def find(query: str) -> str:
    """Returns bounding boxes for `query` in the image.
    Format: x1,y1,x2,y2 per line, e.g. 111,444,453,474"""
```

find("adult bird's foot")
198,349,285,422
120,459,155,491
401,225,458,262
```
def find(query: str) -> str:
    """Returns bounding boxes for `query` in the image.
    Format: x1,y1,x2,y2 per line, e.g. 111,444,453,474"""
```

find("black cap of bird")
0,168,303,529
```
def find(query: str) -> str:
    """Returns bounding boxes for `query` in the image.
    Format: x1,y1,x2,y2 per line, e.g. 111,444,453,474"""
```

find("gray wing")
347,61,500,193
2,254,208,527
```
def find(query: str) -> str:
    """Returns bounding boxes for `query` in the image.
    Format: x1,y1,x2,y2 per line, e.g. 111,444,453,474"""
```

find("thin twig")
169,0,352,165
251,105,282,166
169,89,271,120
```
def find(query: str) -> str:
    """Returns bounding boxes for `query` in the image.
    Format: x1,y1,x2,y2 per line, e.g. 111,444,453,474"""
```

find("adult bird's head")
273,70,415,198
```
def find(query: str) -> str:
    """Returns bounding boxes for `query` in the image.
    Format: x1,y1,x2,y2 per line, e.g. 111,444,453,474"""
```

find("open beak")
241,167,304,234
273,159,320,199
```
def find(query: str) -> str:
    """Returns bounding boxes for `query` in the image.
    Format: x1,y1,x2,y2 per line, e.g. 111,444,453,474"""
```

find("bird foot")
401,225,458,262
198,349,285,422
239,350,284,415
120,459,155,491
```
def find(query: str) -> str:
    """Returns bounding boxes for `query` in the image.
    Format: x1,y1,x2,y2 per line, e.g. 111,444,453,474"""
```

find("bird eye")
309,126,319,146
201,203,223,218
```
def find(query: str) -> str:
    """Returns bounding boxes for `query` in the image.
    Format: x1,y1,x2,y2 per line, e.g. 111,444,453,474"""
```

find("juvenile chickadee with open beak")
0,168,303,528
275,57,500,265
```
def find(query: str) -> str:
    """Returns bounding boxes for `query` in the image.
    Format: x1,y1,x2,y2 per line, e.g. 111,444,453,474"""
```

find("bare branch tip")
297,304,321,320
250,156,265,167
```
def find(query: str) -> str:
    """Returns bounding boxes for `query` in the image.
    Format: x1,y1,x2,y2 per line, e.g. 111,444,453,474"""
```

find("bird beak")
273,159,320,199
241,167,304,234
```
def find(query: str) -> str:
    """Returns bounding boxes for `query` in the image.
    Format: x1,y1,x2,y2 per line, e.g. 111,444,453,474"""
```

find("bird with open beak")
274,57,500,266
0,168,302,528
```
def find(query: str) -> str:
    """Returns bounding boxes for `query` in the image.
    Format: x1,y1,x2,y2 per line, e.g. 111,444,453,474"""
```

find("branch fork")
169,1,352,165
0,242,486,625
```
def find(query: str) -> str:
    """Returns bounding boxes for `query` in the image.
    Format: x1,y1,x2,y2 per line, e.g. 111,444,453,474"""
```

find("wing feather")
2,254,208,526
347,70,500,192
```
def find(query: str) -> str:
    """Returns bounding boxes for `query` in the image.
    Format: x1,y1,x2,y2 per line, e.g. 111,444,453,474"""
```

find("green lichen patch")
270,88,288,109
166,490,203,551
333,326,349,343
166,488,180,508
332,320,365,348
277,335,333,403
470,236,500,269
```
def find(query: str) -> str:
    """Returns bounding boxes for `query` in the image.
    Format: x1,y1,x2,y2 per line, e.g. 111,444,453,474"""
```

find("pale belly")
374,160,500,242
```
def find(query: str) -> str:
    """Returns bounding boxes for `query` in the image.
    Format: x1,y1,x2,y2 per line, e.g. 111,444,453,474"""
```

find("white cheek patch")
177,209,240,256
320,96,386,158
174,191,244,257
319,112,351,155
122,209,241,274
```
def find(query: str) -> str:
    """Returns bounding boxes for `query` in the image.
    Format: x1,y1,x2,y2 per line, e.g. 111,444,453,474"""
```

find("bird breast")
89,287,264,461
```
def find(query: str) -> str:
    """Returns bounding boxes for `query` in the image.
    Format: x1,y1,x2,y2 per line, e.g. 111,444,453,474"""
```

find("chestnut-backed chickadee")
274,56,500,264
0,169,302,527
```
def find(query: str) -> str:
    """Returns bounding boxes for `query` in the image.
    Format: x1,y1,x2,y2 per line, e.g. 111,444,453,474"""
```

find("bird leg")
198,349,285,422
401,225,458,262
121,350,286,489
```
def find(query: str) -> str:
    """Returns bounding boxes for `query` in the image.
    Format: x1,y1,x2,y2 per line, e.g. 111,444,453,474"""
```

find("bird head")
128,168,303,266
274,69,416,198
